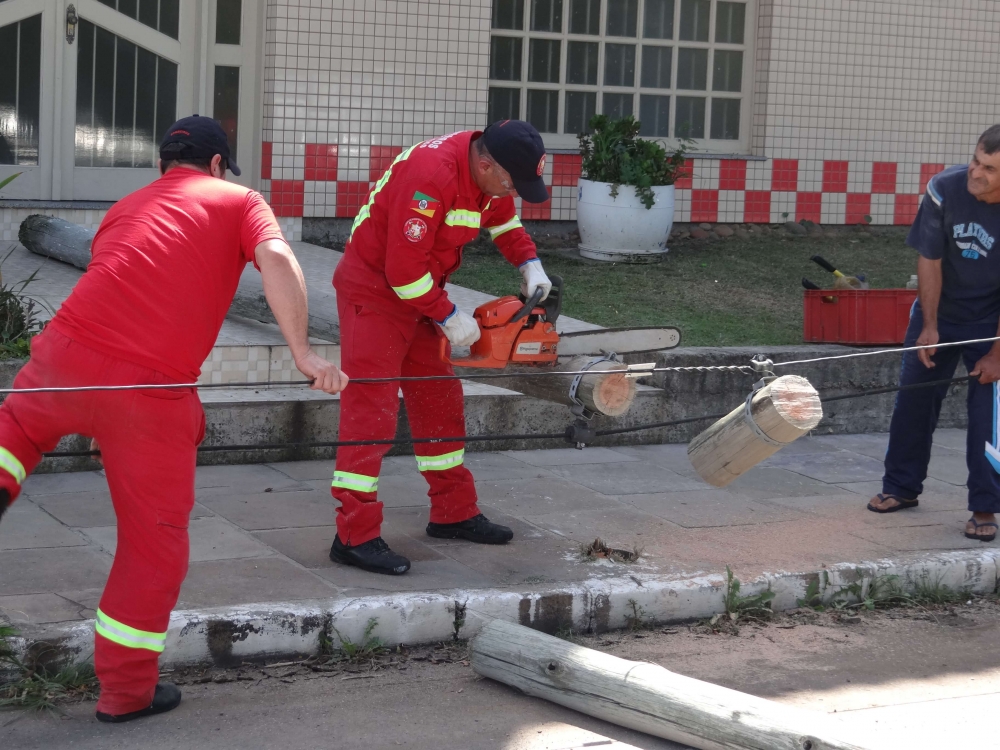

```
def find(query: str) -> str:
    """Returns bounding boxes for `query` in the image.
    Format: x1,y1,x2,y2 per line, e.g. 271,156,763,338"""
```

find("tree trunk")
687,374,822,488
471,619,871,750
464,355,636,417
18,215,93,270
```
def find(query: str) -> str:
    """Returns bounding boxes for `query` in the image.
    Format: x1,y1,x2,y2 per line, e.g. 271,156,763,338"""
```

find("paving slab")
178,557,339,608
0,547,112,596
0,501,88,550
81,517,276,562
759,449,887,483
0,593,87,625
622,490,809,528
545,460,708,495
198,488,337,530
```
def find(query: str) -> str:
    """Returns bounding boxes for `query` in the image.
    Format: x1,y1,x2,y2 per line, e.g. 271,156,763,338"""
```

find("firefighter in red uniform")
329,120,553,575
0,117,346,721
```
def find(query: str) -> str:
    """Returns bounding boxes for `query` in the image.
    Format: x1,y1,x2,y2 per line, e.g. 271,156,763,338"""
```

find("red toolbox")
803,289,917,345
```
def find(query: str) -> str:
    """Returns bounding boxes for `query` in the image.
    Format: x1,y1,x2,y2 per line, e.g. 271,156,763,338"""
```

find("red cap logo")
171,130,191,136
537,154,546,177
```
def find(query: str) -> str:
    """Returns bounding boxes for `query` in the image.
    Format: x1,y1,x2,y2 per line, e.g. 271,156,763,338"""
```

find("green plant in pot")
576,116,689,263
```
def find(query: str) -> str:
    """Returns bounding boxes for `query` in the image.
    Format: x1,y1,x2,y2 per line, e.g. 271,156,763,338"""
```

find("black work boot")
0,488,10,526
95,683,182,723
426,514,513,545
329,535,411,575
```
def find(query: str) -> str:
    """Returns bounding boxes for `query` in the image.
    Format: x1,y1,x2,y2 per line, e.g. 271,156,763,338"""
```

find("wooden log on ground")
461,355,636,417
688,374,822,488
18,214,94,271
471,619,872,750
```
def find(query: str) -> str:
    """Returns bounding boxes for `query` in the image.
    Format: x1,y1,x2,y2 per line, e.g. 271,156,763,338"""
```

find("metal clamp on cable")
625,362,656,379
743,388,792,447
565,353,617,449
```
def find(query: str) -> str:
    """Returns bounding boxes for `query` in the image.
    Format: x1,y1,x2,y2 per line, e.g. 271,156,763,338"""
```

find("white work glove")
519,259,552,302
437,306,481,347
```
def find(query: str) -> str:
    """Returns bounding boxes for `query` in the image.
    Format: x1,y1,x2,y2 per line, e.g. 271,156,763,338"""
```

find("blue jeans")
883,301,1000,512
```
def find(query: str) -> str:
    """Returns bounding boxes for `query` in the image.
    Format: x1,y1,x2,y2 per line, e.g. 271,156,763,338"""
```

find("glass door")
60,0,195,200
0,0,263,202
0,0,56,200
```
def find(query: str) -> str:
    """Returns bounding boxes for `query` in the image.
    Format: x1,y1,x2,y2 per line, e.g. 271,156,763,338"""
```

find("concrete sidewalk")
1,428,993,665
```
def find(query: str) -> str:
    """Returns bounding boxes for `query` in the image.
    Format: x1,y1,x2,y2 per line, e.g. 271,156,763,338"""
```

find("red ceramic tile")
269,180,304,217
336,181,373,218
261,142,273,180
690,189,719,223
894,194,920,225
719,160,747,191
743,191,771,223
871,162,897,194
771,159,798,192
822,161,849,193
304,144,339,181
521,196,552,220
795,192,822,223
370,145,403,182
845,193,872,225
674,159,694,190
919,163,945,194
551,153,582,187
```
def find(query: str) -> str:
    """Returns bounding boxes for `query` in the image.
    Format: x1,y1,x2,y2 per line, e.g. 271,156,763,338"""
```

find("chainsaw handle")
802,277,821,290
511,287,545,324
810,255,837,274
439,336,455,366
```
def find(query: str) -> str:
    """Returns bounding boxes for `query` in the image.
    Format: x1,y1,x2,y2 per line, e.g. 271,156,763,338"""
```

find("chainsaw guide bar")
556,327,682,356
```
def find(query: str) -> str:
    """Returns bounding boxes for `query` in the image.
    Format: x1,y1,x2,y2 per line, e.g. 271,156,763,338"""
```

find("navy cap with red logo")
159,115,241,176
481,120,548,204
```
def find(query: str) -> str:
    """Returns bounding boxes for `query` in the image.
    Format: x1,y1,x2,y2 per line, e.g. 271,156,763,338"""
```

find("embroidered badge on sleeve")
403,217,428,242
410,191,440,218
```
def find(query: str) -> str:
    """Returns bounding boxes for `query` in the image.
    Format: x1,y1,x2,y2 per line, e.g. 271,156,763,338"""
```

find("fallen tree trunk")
18,214,93,270
461,355,636,417
688,374,822,488
471,620,872,750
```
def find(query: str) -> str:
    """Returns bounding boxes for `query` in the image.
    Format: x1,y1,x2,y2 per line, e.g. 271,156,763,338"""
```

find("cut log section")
471,619,872,750
18,215,94,271
687,374,822,488
462,355,636,417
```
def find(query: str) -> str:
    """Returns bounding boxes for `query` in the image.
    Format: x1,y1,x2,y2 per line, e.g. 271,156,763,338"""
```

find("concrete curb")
10,549,1000,670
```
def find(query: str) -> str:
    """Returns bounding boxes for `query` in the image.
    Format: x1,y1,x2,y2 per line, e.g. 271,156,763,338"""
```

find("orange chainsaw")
440,276,682,369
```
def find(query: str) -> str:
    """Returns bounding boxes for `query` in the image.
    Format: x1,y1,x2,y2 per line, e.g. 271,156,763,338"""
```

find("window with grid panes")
488,0,752,149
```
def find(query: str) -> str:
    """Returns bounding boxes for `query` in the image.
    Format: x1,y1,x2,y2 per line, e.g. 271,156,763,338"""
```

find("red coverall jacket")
333,130,539,318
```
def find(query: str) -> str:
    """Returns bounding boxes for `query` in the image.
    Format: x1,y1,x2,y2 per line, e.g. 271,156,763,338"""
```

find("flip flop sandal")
867,493,919,513
965,517,999,542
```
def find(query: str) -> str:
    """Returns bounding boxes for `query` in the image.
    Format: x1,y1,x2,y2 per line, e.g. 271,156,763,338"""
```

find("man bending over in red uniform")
329,120,552,575
0,116,346,722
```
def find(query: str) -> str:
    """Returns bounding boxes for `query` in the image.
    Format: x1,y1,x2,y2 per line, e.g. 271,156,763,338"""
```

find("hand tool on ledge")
810,255,869,290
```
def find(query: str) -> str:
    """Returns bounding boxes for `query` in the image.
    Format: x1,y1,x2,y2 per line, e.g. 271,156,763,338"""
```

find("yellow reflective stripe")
331,471,379,493
95,609,166,653
415,449,465,472
392,273,434,300
444,209,481,229
487,216,522,240
349,144,419,239
0,447,25,485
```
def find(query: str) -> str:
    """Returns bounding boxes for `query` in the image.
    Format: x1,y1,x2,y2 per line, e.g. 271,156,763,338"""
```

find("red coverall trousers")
332,298,480,544
0,329,204,715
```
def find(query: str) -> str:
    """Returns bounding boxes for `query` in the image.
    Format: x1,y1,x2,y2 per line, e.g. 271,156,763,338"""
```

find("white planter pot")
576,178,675,263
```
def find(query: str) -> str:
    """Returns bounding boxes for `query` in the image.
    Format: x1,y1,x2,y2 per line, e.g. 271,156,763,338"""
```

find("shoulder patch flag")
410,191,440,218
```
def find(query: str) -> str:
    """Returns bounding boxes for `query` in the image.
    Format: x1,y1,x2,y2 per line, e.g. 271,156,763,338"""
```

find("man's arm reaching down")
255,239,348,394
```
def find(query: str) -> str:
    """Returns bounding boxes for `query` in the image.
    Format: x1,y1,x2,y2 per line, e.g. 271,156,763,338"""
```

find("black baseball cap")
159,114,241,176
481,120,548,203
